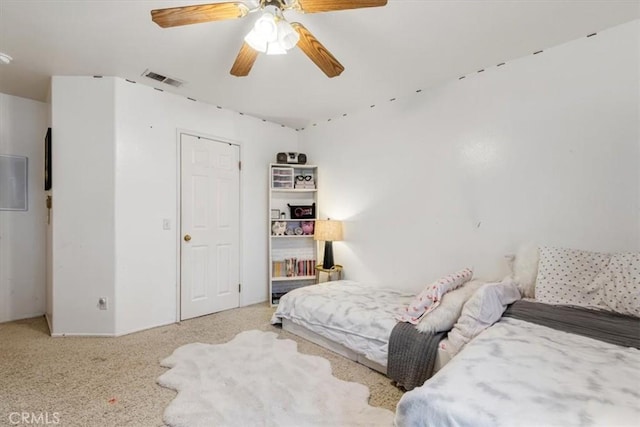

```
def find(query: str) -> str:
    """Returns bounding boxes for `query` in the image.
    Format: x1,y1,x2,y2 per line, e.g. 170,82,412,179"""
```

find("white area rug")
158,330,394,427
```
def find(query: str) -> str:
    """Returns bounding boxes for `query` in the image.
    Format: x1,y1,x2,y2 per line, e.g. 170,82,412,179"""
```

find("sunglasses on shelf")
296,175,313,181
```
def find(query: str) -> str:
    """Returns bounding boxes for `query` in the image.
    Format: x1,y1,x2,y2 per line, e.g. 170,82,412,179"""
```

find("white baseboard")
50,332,116,337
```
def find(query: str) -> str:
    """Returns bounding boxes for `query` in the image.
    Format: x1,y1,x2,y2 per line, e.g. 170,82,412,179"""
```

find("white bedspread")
396,317,640,427
271,280,414,366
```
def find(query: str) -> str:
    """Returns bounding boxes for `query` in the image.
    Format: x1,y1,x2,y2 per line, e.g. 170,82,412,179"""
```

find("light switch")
162,219,171,230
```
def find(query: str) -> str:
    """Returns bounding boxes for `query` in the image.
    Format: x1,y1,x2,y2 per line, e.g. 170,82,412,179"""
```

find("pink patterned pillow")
396,268,473,324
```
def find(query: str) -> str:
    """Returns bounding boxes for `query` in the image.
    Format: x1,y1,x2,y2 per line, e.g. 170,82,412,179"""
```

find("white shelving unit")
269,163,318,305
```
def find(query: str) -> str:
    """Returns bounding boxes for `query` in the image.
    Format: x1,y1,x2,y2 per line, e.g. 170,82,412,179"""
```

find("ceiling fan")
151,0,387,78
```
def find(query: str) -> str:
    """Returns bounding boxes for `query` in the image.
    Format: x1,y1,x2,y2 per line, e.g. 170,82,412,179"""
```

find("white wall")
51,77,116,335
51,76,296,336
113,79,296,335
299,20,640,293
0,94,48,323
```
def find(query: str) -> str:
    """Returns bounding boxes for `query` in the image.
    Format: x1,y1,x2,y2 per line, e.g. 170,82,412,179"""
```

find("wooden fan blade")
291,23,344,78
230,42,259,77
151,2,249,28
296,0,387,13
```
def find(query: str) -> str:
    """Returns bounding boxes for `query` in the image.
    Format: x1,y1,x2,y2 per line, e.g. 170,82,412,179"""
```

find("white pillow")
510,244,539,298
396,268,473,324
536,247,639,317
535,246,610,307
443,280,521,358
593,252,640,317
415,280,484,334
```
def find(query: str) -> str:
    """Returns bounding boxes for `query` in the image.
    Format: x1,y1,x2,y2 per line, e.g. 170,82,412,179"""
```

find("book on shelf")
297,259,316,276
272,258,316,277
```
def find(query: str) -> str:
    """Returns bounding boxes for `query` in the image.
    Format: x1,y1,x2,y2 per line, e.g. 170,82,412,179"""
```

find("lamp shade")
244,29,268,52
245,11,299,55
244,11,278,53
277,20,299,50
254,12,278,42
265,41,287,55
314,220,343,242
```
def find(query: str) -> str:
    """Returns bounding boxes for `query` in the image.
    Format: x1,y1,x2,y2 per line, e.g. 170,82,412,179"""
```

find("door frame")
175,129,243,322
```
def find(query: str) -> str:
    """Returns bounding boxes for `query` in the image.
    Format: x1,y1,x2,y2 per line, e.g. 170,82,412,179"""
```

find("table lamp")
314,219,343,269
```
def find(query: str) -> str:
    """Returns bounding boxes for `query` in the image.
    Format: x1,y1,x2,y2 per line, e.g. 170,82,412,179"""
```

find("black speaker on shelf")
276,152,307,164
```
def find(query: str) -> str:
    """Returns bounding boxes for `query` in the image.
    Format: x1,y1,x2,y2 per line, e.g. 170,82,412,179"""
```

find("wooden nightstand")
315,264,343,283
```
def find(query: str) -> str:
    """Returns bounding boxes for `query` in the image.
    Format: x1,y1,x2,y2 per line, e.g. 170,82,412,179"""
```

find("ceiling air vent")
141,69,185,88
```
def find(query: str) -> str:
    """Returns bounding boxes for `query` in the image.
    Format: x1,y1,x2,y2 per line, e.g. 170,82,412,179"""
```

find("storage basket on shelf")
288,203,315,219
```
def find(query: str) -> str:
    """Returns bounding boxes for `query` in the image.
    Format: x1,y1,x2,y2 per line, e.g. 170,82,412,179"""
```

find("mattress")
395,316,640,427
271,280,452,370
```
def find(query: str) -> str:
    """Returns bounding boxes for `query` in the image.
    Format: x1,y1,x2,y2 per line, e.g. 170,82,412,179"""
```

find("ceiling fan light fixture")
152,0,388,77
244,10,298,55
244,10,282,53
277,20,299,50
266,42,287,55
253,12,278,43
244,29,268,53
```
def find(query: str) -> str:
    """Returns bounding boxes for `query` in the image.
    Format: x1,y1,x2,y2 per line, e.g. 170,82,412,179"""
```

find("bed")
395,302,640,427
272,246,640,426
395,246,640,427
270,280,453,375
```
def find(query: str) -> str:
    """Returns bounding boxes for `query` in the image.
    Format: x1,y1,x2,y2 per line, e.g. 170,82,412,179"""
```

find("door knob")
184,234,192,242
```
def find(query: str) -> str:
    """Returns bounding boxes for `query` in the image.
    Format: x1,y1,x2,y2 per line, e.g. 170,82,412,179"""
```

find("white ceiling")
0,0,638,129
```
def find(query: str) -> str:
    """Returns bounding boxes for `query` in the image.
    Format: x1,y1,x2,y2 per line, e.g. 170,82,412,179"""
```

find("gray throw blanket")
503,300,640,349
387,322,446,391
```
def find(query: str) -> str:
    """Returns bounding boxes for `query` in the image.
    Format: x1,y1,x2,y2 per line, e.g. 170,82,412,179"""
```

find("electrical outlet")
98,297,108,310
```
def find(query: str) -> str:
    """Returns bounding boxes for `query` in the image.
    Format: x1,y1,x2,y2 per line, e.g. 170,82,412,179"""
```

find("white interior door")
180,134,240,320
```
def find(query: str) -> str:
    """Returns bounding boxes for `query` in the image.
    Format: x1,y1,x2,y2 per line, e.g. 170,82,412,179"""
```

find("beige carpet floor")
0,303,403,427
